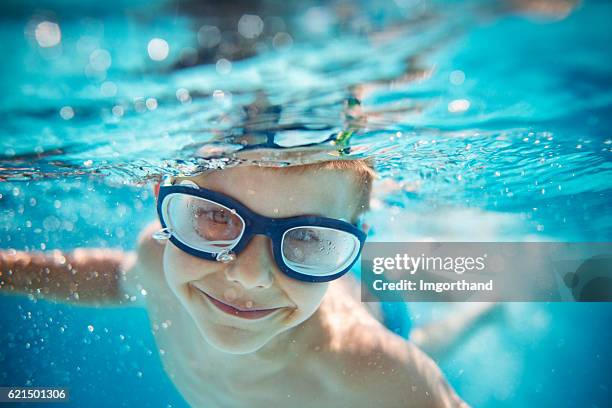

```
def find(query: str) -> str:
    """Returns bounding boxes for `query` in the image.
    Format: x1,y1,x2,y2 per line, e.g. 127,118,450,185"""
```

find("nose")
224,235,275,289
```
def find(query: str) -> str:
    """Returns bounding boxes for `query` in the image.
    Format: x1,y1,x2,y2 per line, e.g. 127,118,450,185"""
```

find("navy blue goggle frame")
156,184,367,282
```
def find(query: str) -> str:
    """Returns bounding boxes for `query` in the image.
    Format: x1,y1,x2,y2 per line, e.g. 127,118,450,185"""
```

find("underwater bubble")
148,38,169,61
59,106,74,120
197,25,221,48
216,251,236,263
89,49,112,71
87,325,94,332
145,98,158,111
292,248,304,259
303,7,334,35
43,215,61,231
224,288,238,302
238,14,264,39
212,89,226,102
100,81,117,97
111,105,124,117
448,99,470,113
152,227,171,241
133,97,146,113
272,32,293,50
176,88,191,103
216,58,232,75
449,70,465,85
35,21,61,48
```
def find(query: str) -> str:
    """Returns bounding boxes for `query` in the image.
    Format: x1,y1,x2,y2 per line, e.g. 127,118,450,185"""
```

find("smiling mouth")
192,286,283,320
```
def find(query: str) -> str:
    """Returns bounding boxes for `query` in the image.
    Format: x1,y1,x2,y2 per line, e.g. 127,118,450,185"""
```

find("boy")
1,159,467,407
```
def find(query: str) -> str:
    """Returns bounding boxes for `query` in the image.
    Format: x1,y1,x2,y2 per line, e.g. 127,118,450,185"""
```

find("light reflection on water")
1,1,610,240
0,1,611,407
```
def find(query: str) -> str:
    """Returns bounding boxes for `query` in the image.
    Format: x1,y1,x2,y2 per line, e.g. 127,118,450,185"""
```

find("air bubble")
152,228,172,241
224,288,238,302
216,251,236,263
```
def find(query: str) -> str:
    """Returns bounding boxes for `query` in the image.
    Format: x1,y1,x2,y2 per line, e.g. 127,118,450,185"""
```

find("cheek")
281,278,329,317
163,243,219,287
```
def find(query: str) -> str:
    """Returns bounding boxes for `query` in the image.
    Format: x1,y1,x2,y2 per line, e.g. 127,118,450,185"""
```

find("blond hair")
281,159,376,218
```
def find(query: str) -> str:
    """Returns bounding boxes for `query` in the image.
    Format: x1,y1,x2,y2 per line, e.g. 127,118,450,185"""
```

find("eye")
292,229,321,242
197,208,231,224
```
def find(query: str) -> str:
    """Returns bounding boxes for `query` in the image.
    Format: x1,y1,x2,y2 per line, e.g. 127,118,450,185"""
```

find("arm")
0,248,137,306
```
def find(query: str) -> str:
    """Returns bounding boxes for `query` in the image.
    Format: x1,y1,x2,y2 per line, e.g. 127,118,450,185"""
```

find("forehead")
186,166,361,219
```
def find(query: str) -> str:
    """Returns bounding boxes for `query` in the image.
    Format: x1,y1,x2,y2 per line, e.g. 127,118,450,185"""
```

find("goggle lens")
164,194,245,253
281,226,360,277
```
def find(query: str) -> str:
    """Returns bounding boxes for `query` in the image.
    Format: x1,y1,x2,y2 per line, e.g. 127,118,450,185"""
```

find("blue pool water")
1,0,611,406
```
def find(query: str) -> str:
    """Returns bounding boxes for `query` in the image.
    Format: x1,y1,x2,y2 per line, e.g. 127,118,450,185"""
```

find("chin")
200,323,279,354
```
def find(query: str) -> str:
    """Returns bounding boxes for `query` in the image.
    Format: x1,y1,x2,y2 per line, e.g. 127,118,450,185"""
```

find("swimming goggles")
154,180,367,282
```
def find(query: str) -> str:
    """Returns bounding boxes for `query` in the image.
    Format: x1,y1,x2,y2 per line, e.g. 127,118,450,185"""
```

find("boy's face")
162,165,364,354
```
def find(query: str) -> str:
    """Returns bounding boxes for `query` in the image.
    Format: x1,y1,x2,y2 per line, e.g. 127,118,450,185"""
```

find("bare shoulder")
315,281,468,408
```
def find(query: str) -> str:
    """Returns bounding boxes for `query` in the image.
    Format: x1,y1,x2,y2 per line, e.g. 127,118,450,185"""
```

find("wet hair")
182,156,376,220
280,159,376,218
